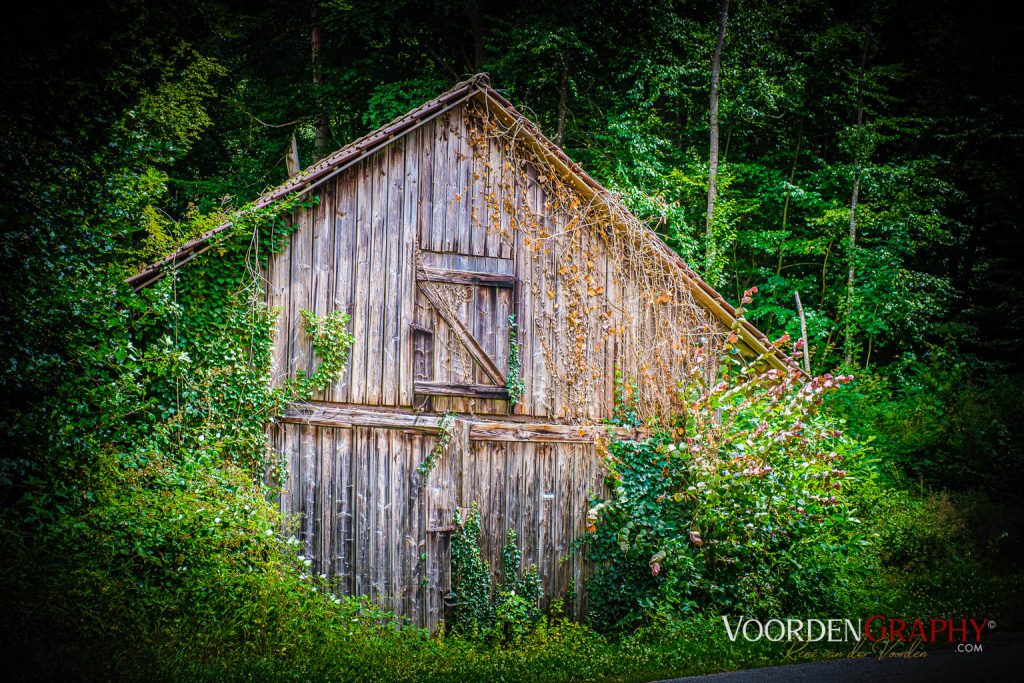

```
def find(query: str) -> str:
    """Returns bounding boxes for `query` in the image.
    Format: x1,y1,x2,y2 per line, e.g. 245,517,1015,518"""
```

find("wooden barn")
129,75,793,629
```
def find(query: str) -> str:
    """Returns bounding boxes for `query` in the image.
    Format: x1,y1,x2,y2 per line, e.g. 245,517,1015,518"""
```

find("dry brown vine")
454,100,727,422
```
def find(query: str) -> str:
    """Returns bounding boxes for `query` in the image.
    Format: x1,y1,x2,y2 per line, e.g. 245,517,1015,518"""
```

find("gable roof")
128,74,797,372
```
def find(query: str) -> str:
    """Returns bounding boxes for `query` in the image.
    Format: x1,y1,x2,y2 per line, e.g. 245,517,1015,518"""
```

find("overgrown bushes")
449,504,544,642
587,345,871,630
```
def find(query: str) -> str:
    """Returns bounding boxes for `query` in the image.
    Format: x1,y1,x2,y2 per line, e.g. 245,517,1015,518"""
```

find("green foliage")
416,413,456,481
830,351,1024,496
449,505,543,643
587,351,871,630
297,309,355,395
505,315,525,405
449,505,496,636
611,363,642,427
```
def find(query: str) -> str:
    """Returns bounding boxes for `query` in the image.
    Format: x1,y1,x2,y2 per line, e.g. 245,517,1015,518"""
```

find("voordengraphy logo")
722,616,993,644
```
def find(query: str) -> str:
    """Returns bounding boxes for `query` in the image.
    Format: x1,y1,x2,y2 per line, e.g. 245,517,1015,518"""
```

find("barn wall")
265,101,724,422
274,421,604,628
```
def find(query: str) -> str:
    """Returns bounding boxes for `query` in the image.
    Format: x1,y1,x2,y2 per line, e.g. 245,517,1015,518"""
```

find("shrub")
587,347,872,630
448,505,543,642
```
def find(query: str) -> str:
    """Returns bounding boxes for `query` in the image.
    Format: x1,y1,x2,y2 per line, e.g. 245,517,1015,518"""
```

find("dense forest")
2,0,1023,680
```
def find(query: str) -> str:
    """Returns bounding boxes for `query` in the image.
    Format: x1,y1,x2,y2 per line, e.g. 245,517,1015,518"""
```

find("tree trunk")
844,25,872,366
286,132,301,177
777,120,803,276
794,290,811,374
705,0,729,280
311,2,332,158
469,1,485,71
554,56,570,147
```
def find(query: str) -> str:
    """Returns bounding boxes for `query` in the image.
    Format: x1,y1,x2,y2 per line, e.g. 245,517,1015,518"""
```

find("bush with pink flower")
585,337,873,631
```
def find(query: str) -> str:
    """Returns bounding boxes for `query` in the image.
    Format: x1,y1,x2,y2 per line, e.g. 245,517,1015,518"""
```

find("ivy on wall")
506,314,525,405
416,412,456,482
150,192,354,487
448,503,543,641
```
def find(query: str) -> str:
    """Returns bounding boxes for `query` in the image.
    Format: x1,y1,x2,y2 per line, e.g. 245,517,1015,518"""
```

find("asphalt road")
662,634,1024,682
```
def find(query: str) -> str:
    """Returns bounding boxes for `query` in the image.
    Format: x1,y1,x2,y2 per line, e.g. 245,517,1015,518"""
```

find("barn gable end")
131,76,796,628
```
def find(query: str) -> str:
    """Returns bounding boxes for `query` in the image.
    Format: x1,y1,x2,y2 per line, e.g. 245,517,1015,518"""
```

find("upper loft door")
412,250,514,414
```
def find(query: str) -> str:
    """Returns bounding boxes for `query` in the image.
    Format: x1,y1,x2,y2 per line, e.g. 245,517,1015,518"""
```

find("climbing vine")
449,504,493,634
506,314,525,405
456,99,765,421
416,412,456,481
295,309,355,397
152,190,354,486
448,503,543,642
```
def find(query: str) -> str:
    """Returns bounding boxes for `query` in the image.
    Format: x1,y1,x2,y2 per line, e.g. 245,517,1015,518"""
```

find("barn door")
421,416,467,629
412,258,514,410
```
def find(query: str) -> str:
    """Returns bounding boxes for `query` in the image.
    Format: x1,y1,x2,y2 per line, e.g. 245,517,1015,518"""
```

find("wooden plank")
416,278,507,386
311,180,335,399
286,402,443,431
472,285,486,390
279,423,299,529
454,279,473,385
300,424,317,557
531,174,551,417
415,381,509,400
439,419,464,622
514,172,534,416
521,441,538,581
409,434,426,627
419,266,514,288
418,119,435,248
365,428,380,605
267,216,292,387
366,151,388,405
384,429,398,611
288,205,313,382
382,142,404,406
353,427,369,598
557,442,574,613
424,430,442,628
431,113,449,253
480,289,497,380
495,288,511,378
467,109,484,258
313,425,325,572
335,427,353,594
488,440,507,587
332,172,357,403
412,297,434,385
538,443,556,607
442,109,460,253
468,440,488,581
395,432,412,623
350,159,372,403
453,107,471,255
484,125,501,258
420,250,513,275
283,401,645,441
571,443,589,617
399,129,419,407
505,442,524,582
497,135,514,261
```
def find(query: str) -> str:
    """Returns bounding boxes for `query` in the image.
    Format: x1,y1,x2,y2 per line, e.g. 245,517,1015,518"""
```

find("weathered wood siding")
273,420,602,627
265,103,719,420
